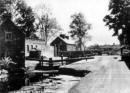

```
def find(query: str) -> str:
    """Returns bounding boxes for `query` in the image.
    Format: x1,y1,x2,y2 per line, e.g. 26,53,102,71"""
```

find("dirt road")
69,56,130,93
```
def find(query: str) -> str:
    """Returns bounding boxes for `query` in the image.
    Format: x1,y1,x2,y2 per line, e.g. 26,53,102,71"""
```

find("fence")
28,56,94,70
59,51,94,57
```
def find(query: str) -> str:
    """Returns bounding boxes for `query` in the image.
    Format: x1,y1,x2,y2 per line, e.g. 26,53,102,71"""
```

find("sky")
25,0,119,46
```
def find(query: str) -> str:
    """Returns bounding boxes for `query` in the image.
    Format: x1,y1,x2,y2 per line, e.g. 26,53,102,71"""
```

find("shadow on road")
59,68,90,77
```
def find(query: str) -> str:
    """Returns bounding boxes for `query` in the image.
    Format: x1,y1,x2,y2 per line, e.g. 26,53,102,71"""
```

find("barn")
50,36,76,56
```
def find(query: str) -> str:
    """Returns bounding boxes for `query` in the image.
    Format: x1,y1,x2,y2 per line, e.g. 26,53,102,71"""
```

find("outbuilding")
50,36,76,56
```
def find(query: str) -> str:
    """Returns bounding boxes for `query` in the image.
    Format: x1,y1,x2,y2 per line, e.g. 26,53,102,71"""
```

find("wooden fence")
28,56,94,70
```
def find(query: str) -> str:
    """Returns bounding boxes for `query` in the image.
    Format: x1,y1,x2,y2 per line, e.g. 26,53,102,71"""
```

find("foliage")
0,57,16,71
0,0,11,20
89,44,102,50
35,5,61,45
0,0,35,38
0,57,25,92
103,0,130,45
69,13,91,51
0,0,5,15
14,0,35,37
0,0,5,14
29,33,39,39
60,34,69,39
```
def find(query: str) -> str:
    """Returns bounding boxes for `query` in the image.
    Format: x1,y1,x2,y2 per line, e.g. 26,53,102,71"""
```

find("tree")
103,0,130,46
14,0,35,37
35,5,61,45
0,0,5,15
69,13,91,51
60,34,69,39
0,0,12,21
29,33,39,39
0,0,35,38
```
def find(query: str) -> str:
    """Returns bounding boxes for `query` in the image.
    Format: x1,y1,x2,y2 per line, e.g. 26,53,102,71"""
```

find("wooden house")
50,36,76,56
0,18,25,67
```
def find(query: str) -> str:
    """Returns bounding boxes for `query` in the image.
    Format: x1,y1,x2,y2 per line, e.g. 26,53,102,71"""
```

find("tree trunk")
45,26,48,45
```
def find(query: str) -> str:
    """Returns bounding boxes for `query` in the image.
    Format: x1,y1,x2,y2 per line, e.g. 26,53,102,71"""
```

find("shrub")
0,57,25,91
0,57,16,71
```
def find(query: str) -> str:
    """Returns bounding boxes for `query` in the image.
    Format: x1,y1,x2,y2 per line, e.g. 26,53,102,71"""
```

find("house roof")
50,36,75,46
0,18,24,36
60,37,75,44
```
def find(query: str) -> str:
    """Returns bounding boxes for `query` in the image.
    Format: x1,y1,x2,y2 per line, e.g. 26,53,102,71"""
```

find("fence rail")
27,56,94,69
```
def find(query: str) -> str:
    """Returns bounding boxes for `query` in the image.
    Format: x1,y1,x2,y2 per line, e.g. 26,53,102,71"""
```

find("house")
25,38,45,57
50,36,76,56
0,18,25,67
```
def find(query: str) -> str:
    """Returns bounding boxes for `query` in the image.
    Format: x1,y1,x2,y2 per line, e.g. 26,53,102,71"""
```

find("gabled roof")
50,36,75,46
60,37,75,44
0,18,24,36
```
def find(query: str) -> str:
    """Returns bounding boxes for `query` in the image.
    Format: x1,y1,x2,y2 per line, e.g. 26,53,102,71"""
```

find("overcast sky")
25,0,119,46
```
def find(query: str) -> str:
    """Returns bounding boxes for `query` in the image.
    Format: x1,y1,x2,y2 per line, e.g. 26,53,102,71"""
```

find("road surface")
69,56,130,93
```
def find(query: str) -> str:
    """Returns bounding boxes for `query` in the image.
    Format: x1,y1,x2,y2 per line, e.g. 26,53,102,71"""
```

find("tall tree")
35,5,61,45
103,0,130,46
14,0,35,37
69,13,91,51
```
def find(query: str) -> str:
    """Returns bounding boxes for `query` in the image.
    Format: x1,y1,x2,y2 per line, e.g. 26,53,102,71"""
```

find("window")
35,45,38,49
5,32,12,41
31,45,33,49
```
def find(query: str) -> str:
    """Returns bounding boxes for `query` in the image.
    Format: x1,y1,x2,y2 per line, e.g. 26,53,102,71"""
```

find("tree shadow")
123,57,130,69
59,67,90,77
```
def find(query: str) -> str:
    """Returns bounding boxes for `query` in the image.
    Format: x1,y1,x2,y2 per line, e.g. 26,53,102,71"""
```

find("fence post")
61,55,63,65
86,58,87,61
49,58,53,69
40,56,44,67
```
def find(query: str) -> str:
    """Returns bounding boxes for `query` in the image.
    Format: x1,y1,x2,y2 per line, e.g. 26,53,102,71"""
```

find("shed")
50,37,76,56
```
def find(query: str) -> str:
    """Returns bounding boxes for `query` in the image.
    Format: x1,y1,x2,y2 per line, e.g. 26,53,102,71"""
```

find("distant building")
50,36,76,56
25,38,45,57
0,18,25,67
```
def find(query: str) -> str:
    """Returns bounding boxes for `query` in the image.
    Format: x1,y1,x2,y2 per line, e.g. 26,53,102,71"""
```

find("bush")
0,57,16,71
0,57,25,91
59,51,93,58
29,50,41,59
